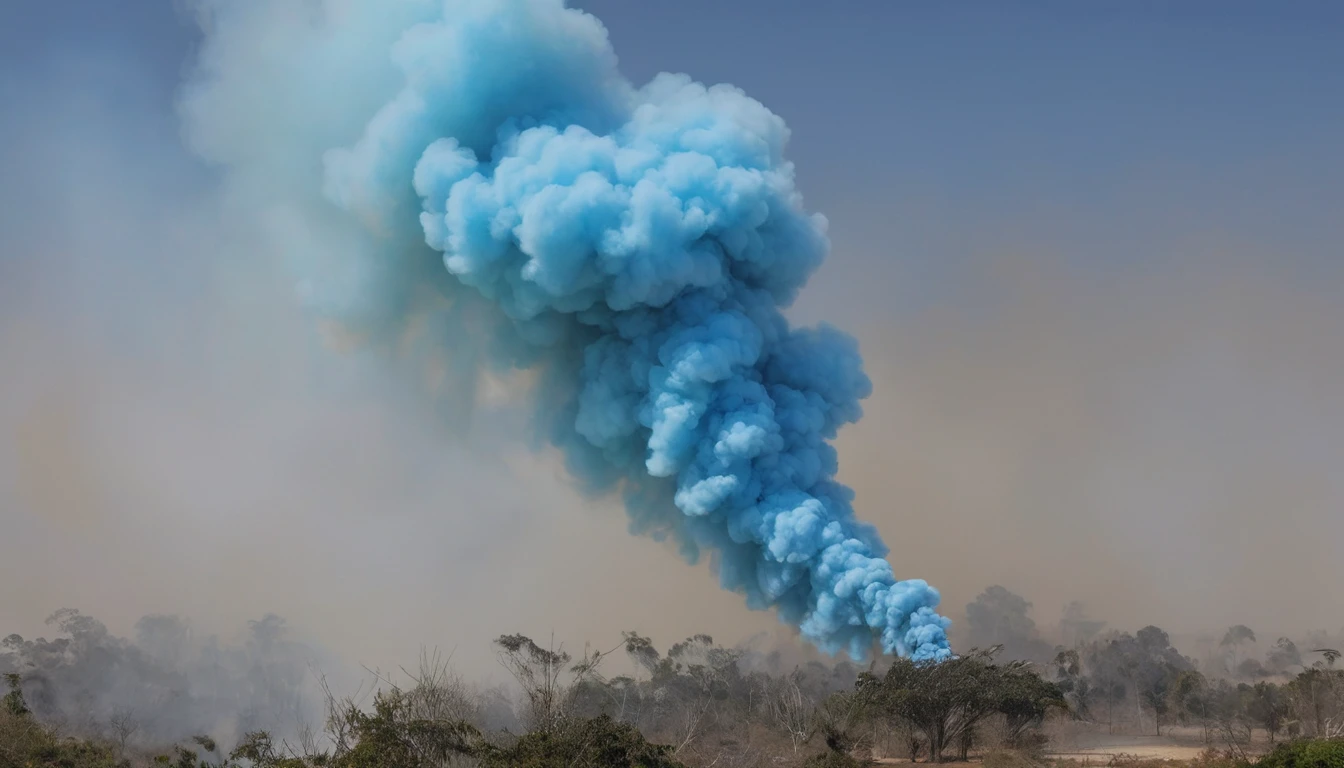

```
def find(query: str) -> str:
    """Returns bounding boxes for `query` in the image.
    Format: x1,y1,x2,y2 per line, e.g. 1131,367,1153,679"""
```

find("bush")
984,748,1045,768
1256,740,1344,768
800,751,870,768
1188,747,1251,768
0,676,127,768
0,711,127,768
480,715,683,768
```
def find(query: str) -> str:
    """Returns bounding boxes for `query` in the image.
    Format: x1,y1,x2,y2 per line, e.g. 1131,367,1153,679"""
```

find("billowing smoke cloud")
182,0,948,660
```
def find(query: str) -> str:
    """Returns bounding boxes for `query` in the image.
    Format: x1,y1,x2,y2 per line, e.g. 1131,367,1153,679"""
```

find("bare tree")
761,670,812,755
492,633,623,736
1212,712,1252,762
396,649,480,726
1220,626,1257,676
494,634,571,734
811,688,876,760
107,706,140,756
317,670,372,760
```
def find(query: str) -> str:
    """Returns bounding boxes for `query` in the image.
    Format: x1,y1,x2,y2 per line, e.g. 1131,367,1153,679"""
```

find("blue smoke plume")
228,0,950,660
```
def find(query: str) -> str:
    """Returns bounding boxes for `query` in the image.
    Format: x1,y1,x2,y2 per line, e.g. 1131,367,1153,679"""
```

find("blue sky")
2,2,1342,653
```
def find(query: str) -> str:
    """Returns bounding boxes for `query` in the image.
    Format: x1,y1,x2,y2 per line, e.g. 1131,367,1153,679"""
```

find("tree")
1170,670,1211,740
1221,625,1256,649
1206,681,1254,759
108,706,140,757
996,663,1068,748
1139,673,1174,736
1285,662,1344,738
1059,603,1106,649
1134,626,1191,736
1246,681,1289,743
1051,649,1092,721
862,648,1053,763
761,670,813,756
1265,638,1303,675
3,673,30,718
634,634,749,763
1081,627,1192,735
1220,626,1256,676
965,587,1052,663
493,634,575,734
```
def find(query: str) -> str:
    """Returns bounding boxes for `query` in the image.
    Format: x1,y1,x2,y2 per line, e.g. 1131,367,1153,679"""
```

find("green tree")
1050,649,1091,721
1169,670,1210,739
1246,681,1289,744
861,648,1055,763
965,587,1052,663
334,690,478,768
1220,626,1257,668
1266,638,1304,675
996,663,1068,748
1286,663,1344,738
2,673,29,718
1083,627,1192,735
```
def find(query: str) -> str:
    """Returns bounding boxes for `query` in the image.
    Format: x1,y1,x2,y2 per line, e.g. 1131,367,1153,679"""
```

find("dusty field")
1043,722,1270,762
1045,743,1213,762
872,722,1271,765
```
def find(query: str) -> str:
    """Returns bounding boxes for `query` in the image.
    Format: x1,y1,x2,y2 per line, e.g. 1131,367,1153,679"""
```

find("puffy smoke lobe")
202,0,950,660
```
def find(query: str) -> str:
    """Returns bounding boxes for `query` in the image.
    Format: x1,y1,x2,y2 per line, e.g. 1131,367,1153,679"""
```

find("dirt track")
1044,722,1269,762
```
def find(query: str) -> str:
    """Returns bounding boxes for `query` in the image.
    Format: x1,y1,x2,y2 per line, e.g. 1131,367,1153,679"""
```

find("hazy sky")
1,1,1341,675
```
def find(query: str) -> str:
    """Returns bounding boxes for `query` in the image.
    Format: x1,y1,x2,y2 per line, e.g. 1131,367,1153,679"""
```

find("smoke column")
196,0,950,660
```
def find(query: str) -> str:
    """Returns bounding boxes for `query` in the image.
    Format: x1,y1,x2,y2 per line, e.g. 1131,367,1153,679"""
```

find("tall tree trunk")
1313,687,1324,736
1135,687,1143,734
958,728,973,761
930,722,945,764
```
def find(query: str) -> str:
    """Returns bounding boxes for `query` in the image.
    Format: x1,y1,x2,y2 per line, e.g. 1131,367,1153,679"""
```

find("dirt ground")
872,722,1270,765
1043,721,1268,762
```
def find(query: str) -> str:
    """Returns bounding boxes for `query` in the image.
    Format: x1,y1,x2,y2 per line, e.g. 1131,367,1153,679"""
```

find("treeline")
961,587,1342,682
1051,629,1343,745
959,586,1344,745
0,610,1065,766
1,627,1065,768
4,606,1343,768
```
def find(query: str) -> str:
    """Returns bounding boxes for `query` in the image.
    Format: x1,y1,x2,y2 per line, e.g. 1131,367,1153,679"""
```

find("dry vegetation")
3,597,1342,768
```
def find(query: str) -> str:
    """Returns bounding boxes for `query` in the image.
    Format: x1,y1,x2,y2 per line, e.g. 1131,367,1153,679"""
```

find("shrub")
479,715,683,768
983,748,1045,768
0,711,126,768
800,751,870,768
1256,740,1344,768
